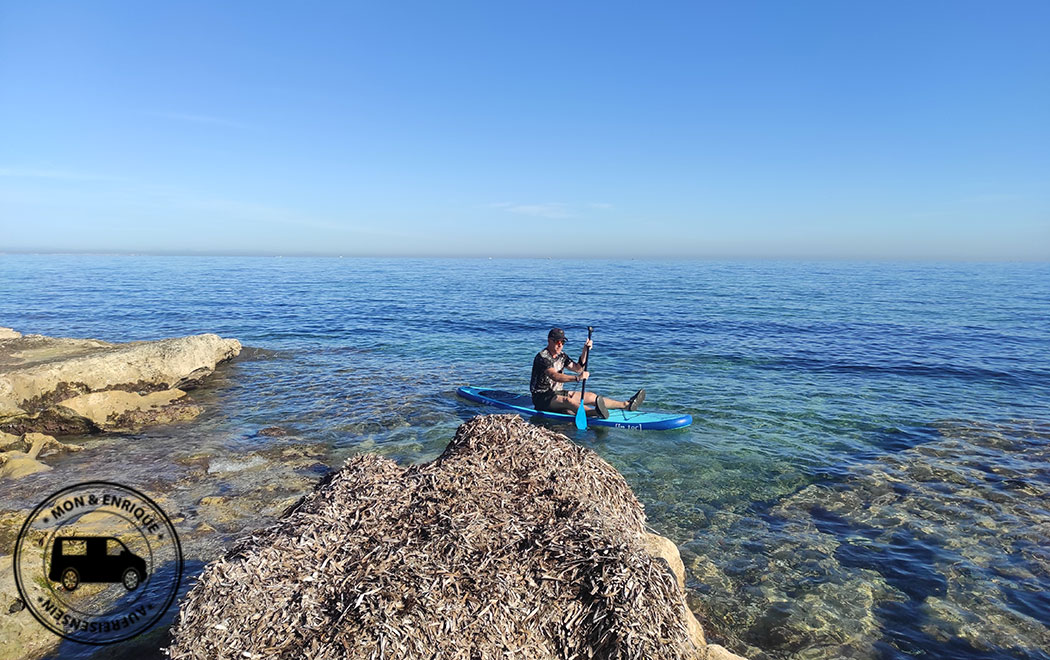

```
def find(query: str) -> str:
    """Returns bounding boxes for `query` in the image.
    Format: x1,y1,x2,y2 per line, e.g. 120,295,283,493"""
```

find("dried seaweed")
167,414,702,660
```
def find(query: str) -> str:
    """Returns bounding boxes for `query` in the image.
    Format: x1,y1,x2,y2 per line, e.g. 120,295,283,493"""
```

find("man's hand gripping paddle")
575,326,594,431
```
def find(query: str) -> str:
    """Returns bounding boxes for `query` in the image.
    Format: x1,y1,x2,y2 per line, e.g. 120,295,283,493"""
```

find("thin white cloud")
508,203,574,219
489,201,613,219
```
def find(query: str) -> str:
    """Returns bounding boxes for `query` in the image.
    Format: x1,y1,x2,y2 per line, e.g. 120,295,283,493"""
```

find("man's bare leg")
577,391,628,409
543,392,596,416
562,391,628,415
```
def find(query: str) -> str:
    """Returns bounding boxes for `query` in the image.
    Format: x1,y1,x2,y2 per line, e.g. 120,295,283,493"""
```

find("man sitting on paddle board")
530,327,644,419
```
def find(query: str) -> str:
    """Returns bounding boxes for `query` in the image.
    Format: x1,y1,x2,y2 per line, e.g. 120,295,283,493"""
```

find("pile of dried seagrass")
167,414,703,659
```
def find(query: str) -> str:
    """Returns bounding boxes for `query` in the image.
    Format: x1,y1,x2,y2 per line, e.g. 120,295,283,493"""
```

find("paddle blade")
575,403,587,430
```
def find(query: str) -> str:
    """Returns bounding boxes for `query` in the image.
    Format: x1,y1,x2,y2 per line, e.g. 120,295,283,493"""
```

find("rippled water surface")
2,255,1048,659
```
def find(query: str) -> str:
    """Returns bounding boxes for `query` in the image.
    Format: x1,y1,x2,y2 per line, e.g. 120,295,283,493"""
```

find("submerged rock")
0,451,51,479
0,331,240,435
169,414,743,660
685,419,1050,659
11,431,83,456
0,431,82,480
257,425,295,437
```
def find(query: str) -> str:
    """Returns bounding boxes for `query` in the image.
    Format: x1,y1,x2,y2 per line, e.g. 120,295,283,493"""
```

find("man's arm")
545,366,588,383
577,338,592,370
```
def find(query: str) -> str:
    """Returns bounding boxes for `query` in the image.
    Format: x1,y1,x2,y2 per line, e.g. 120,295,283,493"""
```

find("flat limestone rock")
0,335,112,372
55,388,201,431
0,331,240,434
169,414,732,660
0,431,20,451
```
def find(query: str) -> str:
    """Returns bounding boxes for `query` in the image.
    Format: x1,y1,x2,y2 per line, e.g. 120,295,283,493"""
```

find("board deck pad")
457,386,692,430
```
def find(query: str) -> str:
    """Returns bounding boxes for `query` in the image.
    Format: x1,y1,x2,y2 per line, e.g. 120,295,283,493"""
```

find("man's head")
547,327,567,353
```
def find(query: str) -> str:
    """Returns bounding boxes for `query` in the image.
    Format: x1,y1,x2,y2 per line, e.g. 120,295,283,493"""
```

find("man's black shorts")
532,391,562,412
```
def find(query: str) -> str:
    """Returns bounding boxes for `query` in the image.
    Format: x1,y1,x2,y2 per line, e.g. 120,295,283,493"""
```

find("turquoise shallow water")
2,255,1049,659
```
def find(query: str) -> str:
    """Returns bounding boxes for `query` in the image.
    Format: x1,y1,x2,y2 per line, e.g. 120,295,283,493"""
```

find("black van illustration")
48,536,147,592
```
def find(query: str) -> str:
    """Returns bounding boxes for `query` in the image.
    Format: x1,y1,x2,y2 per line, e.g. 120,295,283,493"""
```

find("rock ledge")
0,329,241,435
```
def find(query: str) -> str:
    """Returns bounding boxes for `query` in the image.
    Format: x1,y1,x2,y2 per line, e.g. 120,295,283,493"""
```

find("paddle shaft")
575,327,594,430
579,326,594,399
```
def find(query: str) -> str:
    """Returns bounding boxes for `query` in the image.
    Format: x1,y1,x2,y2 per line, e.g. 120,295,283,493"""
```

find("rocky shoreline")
0,328,245,660
0,328,748,660
0,327,241,478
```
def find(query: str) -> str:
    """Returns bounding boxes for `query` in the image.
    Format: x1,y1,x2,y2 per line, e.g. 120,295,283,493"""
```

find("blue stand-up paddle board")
457,386,692,431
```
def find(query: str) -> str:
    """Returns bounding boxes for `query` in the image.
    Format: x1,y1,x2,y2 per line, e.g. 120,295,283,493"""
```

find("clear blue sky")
2,1,1047,259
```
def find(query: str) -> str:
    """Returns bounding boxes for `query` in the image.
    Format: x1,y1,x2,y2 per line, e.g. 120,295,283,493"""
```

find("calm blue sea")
3,255,1049,660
